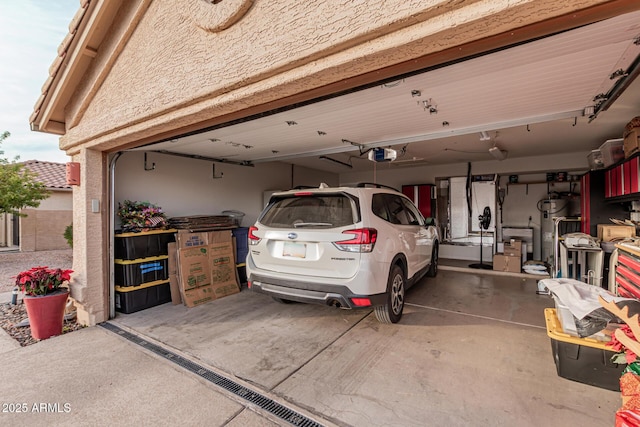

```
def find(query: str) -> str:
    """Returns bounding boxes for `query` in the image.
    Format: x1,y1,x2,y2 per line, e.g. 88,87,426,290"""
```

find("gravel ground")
0,249,73,294
0,249,80,346
0,302,84,346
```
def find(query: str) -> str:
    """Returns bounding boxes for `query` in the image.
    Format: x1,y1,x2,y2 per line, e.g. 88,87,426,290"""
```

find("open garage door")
132,10,640,175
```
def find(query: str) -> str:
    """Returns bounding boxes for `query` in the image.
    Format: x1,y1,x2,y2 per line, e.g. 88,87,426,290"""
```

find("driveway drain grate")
100,322,323,427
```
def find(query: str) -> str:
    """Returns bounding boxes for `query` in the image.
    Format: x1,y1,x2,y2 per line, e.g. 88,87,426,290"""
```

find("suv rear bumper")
248,273,387,309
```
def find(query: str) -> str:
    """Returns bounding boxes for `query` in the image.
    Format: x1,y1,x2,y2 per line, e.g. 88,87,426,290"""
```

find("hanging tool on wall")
465,162,472,217
144,152,155,171
497,184,506,224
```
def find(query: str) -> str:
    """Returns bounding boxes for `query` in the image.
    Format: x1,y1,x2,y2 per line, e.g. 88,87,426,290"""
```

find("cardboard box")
597,224,635,242
167,243,181,304
503,240,522,258
181,283,216,308
168,242,177,275
624,128,639,159
211,282,240,299
176,230,209,249
178,246,211,290
208,230,240,297
497,242,527,263
175,230,240,307
493,254,521,273
169,273,182,305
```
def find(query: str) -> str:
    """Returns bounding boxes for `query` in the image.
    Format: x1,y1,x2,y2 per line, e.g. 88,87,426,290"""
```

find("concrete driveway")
111,268,621,426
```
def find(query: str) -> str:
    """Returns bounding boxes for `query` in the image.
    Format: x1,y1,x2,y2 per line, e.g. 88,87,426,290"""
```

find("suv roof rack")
355,182,399,191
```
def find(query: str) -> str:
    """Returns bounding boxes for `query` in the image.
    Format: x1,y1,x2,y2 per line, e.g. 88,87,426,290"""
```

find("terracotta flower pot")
23,289,70,340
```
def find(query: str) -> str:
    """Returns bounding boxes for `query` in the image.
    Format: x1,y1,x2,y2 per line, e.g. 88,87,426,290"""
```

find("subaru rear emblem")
288,233,297,239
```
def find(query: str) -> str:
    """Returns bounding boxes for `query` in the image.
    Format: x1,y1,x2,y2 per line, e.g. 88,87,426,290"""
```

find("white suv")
246,183,439,323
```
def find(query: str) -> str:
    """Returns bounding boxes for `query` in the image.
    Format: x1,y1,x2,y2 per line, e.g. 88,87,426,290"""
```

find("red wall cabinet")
604,156,640,199
402,184,435,219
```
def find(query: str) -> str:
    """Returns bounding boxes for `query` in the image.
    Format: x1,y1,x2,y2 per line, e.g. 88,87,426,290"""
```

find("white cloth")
540,278,635,320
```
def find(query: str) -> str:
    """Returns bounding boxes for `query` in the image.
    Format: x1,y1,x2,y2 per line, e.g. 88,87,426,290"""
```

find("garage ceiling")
138,10,640,173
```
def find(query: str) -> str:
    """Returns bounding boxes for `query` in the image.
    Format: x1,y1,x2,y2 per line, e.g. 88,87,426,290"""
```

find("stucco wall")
61,0,619,153
20,209,72,251
37,190,73,211
18,191,73,251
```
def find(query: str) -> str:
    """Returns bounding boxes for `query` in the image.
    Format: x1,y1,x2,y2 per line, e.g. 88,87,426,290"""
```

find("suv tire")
426,244,438,277
374,264,405,324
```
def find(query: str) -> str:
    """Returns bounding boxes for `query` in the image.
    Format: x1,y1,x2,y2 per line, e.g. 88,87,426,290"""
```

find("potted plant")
117,200,168,232
15,266,73,340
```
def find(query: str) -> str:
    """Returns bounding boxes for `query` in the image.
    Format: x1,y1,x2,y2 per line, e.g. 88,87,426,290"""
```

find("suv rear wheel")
426,244,438,277
374,264,405,324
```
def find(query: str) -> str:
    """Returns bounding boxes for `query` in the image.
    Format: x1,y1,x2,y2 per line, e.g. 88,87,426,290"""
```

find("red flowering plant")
15,266,73,296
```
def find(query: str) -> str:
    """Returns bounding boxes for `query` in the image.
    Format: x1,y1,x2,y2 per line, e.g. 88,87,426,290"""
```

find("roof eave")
30,0,125,136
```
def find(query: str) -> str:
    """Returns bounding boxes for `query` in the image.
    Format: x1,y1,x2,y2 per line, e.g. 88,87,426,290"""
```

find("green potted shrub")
64,224,73,248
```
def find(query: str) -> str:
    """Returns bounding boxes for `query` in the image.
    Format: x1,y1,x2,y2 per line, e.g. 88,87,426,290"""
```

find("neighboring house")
0,161,72,251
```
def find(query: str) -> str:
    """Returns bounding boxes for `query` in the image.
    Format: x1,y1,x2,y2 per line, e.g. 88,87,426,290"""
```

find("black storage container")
545,308,624,391
115,281,171,314
237,265,247,284
114,229,176,260
114,256,169,287
232,227,249,263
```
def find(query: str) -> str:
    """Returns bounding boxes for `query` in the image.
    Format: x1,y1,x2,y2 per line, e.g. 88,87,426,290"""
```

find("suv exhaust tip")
328,299,342,308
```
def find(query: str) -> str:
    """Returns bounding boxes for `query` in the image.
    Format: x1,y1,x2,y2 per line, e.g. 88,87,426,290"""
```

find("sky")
0,0,78,163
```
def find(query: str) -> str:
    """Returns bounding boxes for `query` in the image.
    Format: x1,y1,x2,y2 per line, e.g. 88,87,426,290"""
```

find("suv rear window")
260,194,357,228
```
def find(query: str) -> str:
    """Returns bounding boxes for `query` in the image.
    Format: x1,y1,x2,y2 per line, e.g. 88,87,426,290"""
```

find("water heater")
540,199,569,265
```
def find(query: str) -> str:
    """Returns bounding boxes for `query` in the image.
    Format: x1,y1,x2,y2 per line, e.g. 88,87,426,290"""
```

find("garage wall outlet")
91,199,100,213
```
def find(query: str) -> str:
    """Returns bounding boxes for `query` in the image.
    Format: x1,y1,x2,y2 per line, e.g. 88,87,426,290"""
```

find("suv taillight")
248,225,261,245
333,228,377,253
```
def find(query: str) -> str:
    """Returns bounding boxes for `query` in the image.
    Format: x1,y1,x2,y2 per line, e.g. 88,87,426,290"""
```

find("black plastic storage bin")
545,308,624,391
232,227,249,263
114,256,169,287
237,265,247,284
115,281,171,314
114,229,176,260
